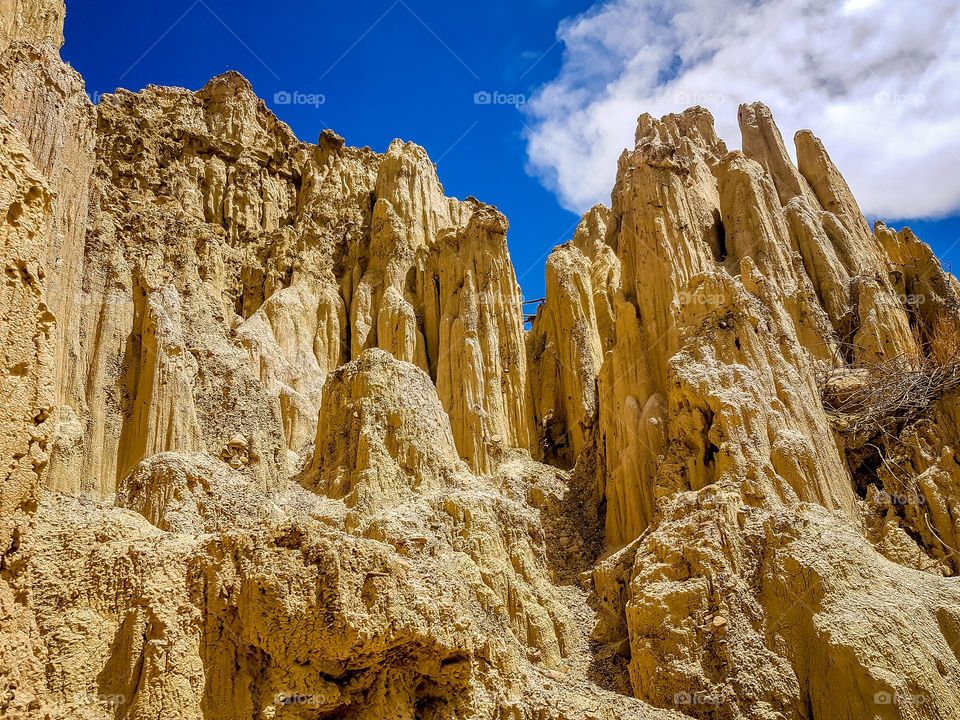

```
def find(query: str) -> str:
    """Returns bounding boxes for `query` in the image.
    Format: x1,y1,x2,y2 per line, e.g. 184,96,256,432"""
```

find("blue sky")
62,0,960,300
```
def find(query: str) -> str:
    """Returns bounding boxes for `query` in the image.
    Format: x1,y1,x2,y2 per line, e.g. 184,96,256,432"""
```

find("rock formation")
2,1,960,718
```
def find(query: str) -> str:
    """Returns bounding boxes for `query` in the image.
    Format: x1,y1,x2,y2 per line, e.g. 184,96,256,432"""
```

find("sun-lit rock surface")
2,1,960,718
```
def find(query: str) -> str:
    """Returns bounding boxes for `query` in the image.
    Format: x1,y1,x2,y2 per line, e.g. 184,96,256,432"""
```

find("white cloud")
524,0,960,220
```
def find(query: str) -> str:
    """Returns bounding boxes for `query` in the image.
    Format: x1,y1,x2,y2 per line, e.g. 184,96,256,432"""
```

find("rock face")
0,113,56,719
0,0,63,53
6,67,530,494
543,101,960,719
2,2,960,719
528,205,619,468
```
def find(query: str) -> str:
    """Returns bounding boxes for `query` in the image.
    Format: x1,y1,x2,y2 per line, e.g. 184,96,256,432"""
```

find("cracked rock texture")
2,2,960,719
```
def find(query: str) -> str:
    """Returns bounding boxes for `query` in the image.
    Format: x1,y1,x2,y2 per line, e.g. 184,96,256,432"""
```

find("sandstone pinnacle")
2,1,960,718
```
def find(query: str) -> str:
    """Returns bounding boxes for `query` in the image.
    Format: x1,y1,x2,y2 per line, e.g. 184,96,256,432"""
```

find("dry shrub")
820,317,960,444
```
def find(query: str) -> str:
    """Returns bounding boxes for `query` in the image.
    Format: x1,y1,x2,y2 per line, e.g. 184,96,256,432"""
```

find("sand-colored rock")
738,102,818,209
529,99,960,717
0,116,52,554
0,43,96,386
20,349,670,719
0,114,55,720
582,105,960,719
345,141,530,474
582,102,936,549
528,205,619,467
426,203,532,474
303,349,465,506
3,2,960,718
0,0,64,53
5,62,532,494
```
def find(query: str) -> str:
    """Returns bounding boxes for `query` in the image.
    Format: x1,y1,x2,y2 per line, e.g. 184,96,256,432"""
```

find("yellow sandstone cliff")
2,1,960,719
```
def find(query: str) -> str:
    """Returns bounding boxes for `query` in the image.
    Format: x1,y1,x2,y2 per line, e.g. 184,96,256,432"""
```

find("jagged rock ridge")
2,1,960,719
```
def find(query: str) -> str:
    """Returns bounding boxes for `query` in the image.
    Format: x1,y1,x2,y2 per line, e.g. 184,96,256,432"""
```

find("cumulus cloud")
524,0,960,220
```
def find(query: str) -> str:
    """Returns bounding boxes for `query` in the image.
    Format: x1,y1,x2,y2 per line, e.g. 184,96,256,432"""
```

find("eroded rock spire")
2,2,960,718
